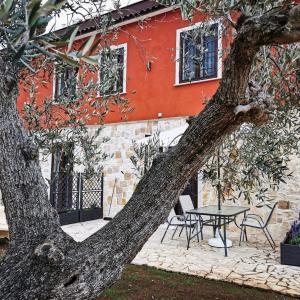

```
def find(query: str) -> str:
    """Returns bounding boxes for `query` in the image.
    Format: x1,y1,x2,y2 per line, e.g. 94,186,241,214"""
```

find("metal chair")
179,195,203,239
239,202,278,249
160,208,199,247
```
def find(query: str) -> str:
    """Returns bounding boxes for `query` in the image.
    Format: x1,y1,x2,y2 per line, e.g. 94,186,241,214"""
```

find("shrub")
287,213,300,245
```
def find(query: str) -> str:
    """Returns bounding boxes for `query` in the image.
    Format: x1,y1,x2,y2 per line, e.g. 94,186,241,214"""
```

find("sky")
47,0,142,32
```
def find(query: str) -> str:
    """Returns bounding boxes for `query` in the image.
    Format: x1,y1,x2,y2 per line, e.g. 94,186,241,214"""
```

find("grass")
98,264,295,300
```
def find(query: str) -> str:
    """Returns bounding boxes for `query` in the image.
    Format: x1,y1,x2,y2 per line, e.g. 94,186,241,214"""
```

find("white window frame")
175,20,222,86
98,43,127,96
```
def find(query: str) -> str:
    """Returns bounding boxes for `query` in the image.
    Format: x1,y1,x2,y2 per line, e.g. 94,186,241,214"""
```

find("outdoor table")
186,205,250,257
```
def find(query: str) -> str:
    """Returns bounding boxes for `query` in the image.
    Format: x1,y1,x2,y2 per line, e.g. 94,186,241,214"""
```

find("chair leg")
161,223,170,243
265,227,276,247
239,226,243,246
171,225,178,239
263,228,275,249
244,227,248,241
185,225,190,250
199,217,203,240
241,226,245,242
179,226,184,237
195,224,200,242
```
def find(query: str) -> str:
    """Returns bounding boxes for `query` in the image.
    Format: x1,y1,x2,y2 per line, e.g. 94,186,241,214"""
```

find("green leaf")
57,52,81,68
28,0,42,27
79,33,96,57
13,44,26,61
67,26,79,53
88,35,102,55
29,0,66,27
0,0,13,20
80,56,98,65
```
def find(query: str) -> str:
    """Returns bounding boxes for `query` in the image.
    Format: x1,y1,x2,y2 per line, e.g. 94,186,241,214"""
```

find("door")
50,143,74,212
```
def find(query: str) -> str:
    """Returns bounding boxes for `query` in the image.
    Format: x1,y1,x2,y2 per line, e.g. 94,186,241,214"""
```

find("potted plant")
281,213,300,267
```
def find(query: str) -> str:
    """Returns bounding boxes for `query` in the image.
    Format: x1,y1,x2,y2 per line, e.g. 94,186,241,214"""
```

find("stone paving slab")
62,220,300,298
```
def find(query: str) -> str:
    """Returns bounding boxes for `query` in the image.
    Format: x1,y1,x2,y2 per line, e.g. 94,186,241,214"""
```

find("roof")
56,0,170,37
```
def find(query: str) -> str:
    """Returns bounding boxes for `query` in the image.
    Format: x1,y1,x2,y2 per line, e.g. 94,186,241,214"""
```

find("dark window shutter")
117,48,124,92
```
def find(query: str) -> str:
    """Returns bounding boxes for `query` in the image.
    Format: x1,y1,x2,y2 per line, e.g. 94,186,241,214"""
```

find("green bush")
289,235,300,246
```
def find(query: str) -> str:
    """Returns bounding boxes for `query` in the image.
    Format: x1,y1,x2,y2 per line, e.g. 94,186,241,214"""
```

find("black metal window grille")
179,24,218,83
99,46,125,95
54,65,79,101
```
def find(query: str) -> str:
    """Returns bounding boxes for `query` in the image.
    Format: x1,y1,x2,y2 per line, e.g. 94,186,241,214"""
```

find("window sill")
174,77,221,87
96,91,127,98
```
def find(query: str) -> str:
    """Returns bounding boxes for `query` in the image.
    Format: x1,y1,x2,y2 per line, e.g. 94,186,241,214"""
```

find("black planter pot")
59,210,80,226
80,208,102,222
280,238,300,267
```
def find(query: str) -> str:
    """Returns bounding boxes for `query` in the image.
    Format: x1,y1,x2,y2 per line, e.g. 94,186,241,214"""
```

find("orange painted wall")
18,9,225,124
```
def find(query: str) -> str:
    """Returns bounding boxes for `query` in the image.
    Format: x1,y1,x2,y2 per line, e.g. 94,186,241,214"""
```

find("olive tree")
0,0,299,299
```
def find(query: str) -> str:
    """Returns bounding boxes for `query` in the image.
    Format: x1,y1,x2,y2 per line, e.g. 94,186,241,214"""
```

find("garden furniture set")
161,195,277,257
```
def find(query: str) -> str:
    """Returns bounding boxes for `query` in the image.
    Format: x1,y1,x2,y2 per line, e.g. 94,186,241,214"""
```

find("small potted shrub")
281,213,300,267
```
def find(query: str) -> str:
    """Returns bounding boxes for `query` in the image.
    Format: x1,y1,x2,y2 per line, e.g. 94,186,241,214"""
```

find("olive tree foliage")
0,0,131,178
130,131,160,178
0,0,300,299
202,44,300,206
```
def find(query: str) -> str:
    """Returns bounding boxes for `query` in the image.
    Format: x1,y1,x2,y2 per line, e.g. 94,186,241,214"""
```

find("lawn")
98,264,295,300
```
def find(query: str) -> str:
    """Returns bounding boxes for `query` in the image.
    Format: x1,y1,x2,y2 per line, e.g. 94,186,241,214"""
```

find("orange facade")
18,8,224,124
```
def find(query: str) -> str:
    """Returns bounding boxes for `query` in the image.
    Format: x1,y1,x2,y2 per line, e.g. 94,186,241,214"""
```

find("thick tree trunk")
0,66,61,245
0,4,299,300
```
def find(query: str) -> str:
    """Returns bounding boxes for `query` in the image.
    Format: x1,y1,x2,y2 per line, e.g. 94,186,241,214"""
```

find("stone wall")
91,117,188,217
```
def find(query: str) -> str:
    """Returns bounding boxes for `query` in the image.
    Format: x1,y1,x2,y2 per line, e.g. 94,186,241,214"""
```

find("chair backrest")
179,195,194,215
264,202,278,226
0,205,8,230
167,208,176,223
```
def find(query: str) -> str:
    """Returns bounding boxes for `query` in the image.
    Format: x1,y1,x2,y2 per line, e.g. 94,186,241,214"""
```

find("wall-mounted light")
146,61,152,72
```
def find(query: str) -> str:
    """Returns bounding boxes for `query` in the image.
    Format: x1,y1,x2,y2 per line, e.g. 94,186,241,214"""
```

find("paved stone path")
62,220,300,298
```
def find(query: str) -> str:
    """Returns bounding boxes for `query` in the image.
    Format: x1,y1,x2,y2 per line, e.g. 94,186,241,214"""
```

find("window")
176,23,221,84
53,65,79,102
98,44,127,95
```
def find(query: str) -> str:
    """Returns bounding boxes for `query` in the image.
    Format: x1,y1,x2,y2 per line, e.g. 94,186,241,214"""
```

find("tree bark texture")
0,4,299,299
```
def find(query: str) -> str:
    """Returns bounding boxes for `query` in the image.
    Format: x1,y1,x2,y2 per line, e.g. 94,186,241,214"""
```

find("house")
11,0,300,241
